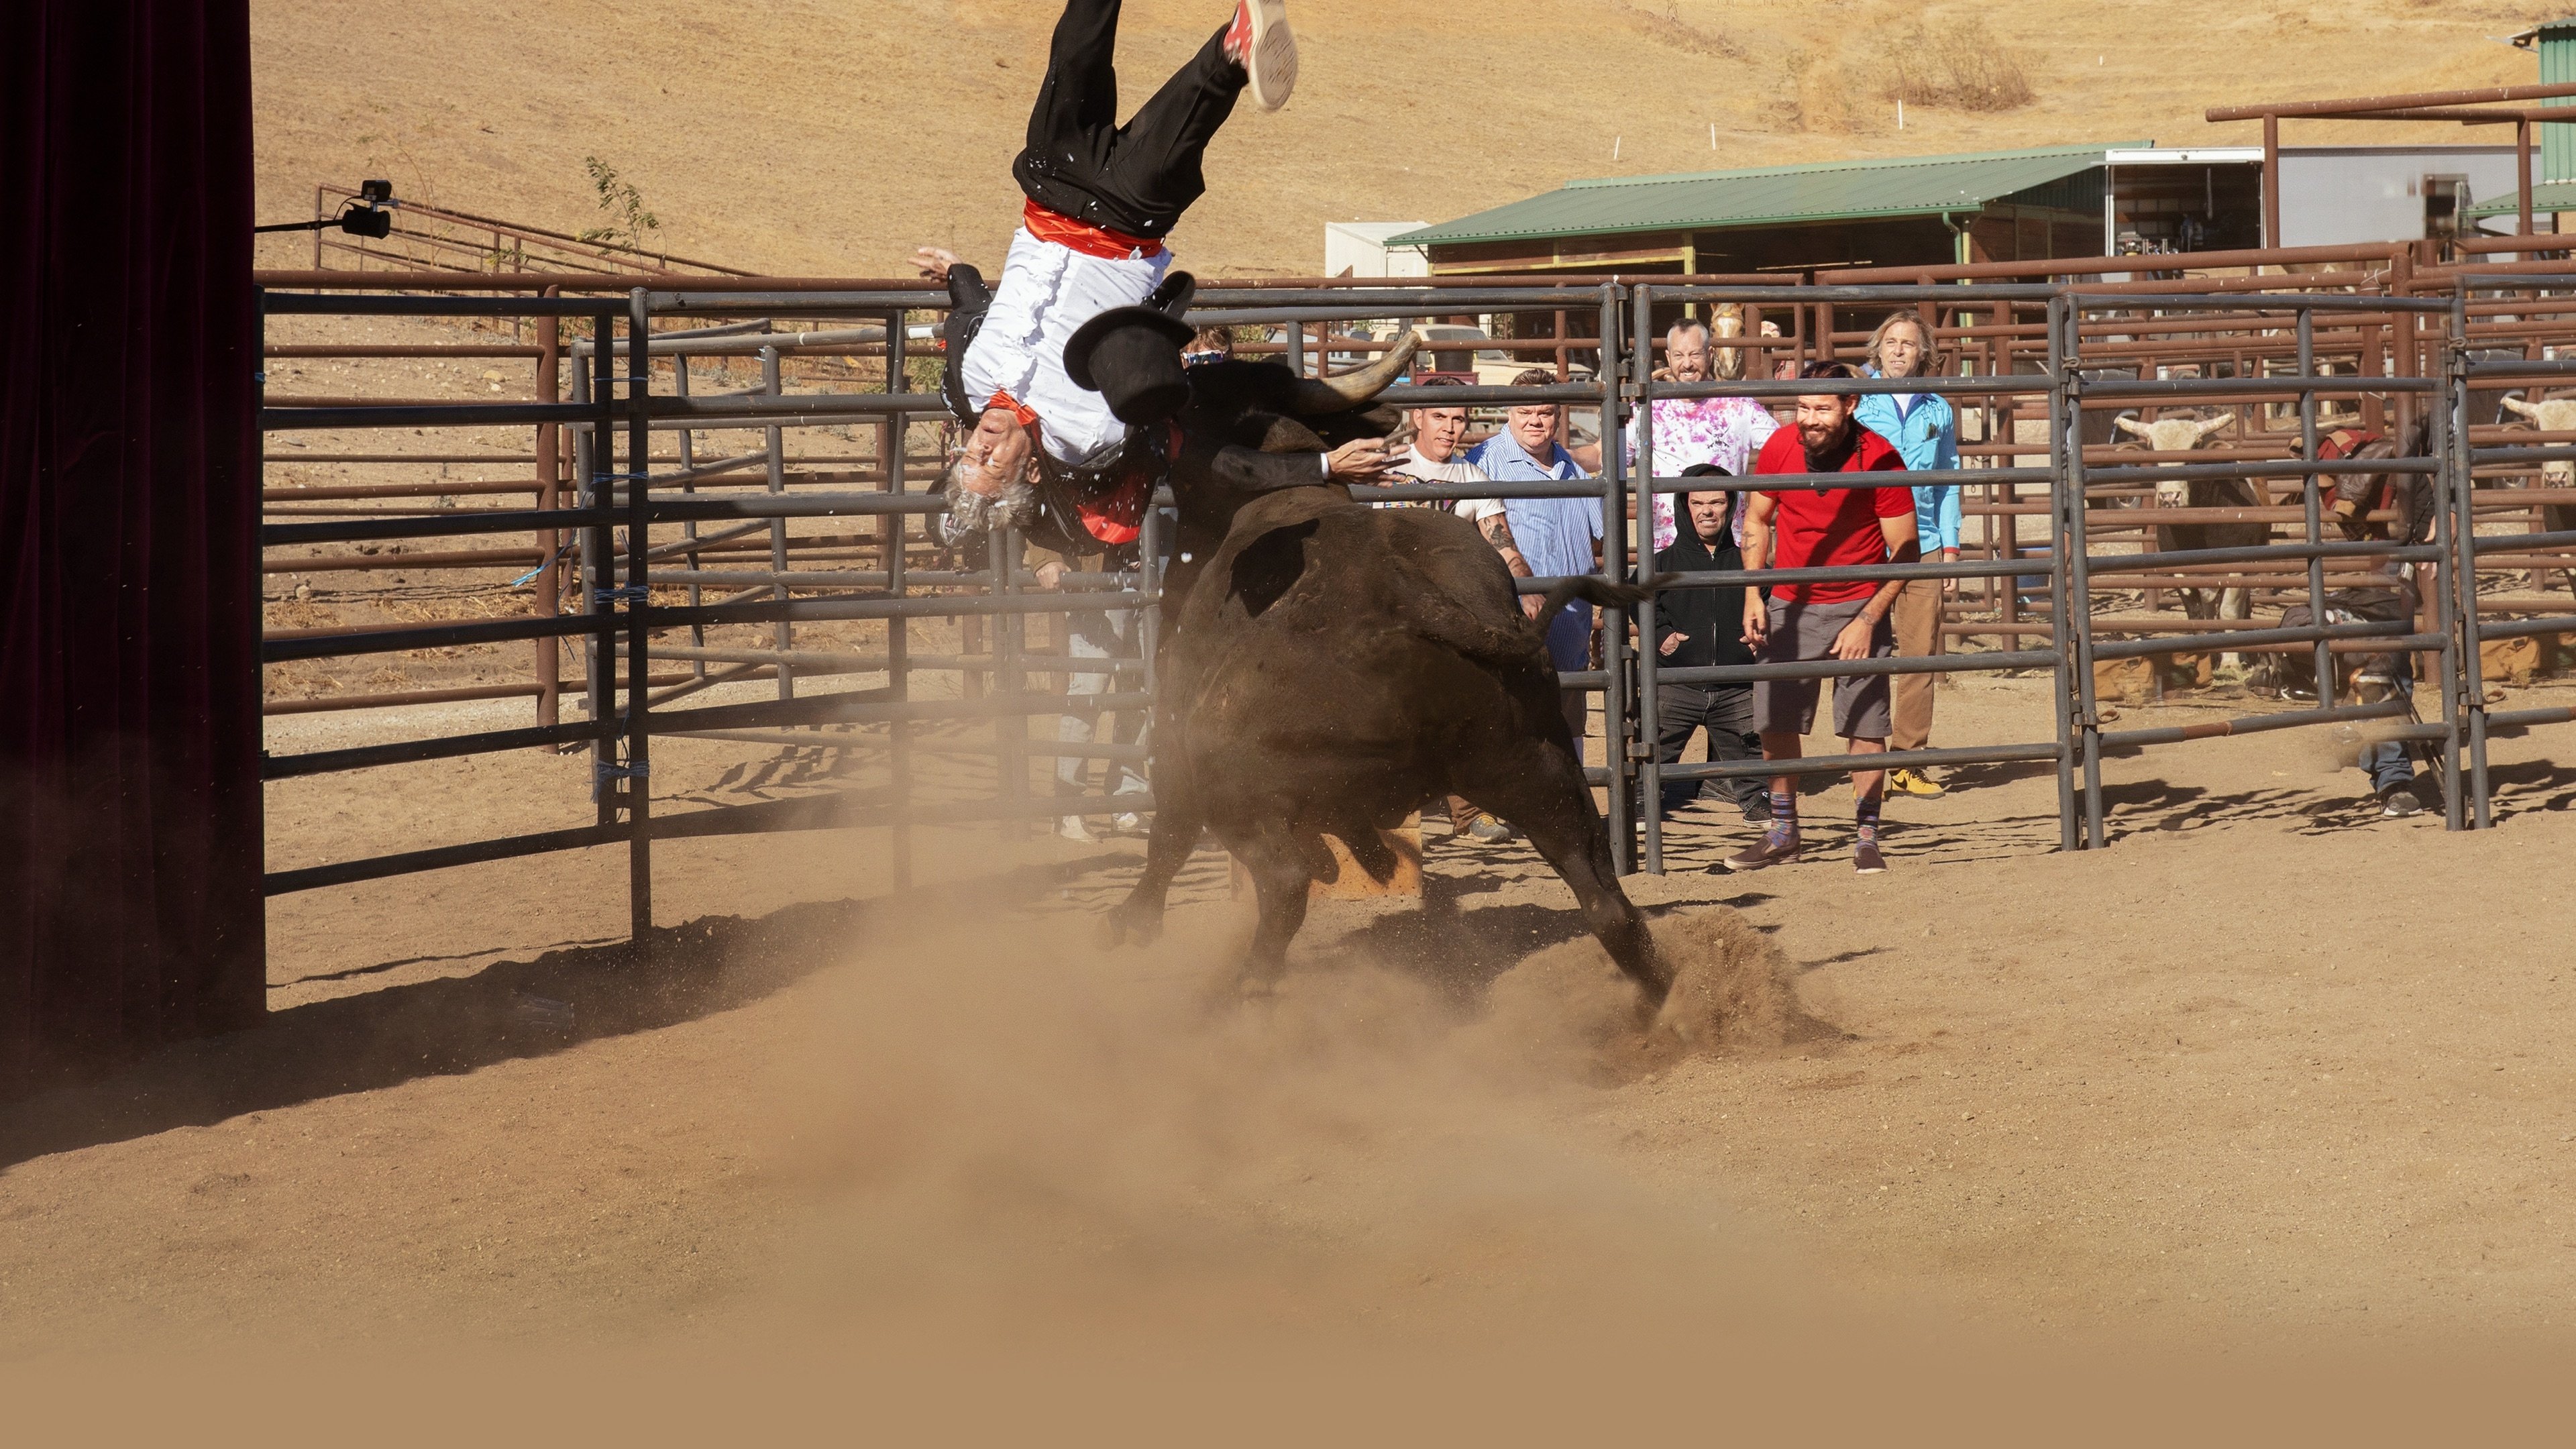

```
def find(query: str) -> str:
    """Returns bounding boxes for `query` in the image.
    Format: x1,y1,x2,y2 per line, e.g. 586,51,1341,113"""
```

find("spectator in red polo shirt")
1728,361,1919,876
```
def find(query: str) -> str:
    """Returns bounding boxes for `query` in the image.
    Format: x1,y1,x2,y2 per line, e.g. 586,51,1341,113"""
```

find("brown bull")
1094,334,1672,1006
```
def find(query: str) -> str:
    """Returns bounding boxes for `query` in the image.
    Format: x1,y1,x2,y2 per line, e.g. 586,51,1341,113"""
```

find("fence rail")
255,268,2576,927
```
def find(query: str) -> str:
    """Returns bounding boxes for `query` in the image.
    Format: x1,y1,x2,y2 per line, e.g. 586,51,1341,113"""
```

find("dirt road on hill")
250,0,2553,278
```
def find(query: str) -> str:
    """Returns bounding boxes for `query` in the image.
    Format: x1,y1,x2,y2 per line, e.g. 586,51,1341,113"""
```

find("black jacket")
940,264,994,429
1651,524,1754,672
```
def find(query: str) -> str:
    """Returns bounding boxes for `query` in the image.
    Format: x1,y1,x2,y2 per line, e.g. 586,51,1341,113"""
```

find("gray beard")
943,473,1040,535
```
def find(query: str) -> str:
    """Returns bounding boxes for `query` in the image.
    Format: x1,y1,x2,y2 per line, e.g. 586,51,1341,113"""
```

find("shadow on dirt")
1334,869,1592,1005
0,857,1105,1172
2486,756,2576,820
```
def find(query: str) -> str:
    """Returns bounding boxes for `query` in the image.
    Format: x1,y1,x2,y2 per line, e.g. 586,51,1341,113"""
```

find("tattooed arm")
1476,508,1542,620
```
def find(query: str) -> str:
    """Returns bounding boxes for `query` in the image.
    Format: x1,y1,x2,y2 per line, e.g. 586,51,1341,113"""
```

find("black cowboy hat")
1065,272,1198,425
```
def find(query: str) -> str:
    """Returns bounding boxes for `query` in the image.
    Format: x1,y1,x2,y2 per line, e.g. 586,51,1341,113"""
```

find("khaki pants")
1890,576,1944,754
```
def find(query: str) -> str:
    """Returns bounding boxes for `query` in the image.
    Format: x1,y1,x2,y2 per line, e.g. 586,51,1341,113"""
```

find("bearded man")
1729,362,1918,876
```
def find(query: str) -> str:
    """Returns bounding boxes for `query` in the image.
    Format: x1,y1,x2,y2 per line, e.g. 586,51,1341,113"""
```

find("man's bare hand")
912,246,962,282
1941,548,1962,597
1741,594,1770,649
1660,630,1686,657
1522,592,1544,621
1830,614,1880,661
1325,438,1394,482
1034,560,1068,590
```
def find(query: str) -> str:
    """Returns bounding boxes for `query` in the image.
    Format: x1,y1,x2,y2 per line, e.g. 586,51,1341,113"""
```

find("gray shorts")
1753,596,1894,739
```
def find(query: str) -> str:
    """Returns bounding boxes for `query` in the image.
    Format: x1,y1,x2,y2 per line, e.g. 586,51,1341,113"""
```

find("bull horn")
2196,413,2238,439
2503,395,2540,420
1290,333,1421,414
2114,416,2149,438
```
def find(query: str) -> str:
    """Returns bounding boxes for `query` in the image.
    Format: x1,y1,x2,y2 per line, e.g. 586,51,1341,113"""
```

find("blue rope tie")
510,541,576,588
591,585,650,610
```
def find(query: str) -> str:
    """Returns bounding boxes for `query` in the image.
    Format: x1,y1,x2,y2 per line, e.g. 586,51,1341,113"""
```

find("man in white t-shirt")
916,0,1299,549
1383,376,1514,845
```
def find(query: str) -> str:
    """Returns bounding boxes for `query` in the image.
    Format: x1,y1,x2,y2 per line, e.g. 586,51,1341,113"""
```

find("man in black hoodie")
1648,465,1768,823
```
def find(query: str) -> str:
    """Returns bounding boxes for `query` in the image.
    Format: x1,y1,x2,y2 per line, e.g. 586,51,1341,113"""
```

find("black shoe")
1739,799,1772,824
2377,782,2424,819
2408,771,2446,815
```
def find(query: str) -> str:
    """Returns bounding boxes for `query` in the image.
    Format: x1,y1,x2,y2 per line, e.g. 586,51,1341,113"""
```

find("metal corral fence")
254,269,2576,932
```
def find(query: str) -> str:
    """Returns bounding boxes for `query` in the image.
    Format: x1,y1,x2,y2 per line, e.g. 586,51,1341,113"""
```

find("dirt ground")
250,0,2556,278
7,671,2576,1395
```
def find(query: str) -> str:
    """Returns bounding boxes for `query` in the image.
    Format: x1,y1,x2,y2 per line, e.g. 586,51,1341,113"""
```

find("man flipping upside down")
916,0,1302,557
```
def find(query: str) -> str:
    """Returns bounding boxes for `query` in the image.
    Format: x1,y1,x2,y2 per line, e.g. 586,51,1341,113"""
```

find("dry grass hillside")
252,0,2561,277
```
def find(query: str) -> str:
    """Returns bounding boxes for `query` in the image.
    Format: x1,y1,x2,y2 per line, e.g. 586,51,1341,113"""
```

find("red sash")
1022,199,1165,260
1073,422,1182,547
985,390,1040,430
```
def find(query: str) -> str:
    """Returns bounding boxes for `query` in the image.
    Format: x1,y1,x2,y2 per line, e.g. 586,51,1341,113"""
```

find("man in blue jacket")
1854,314,1960,798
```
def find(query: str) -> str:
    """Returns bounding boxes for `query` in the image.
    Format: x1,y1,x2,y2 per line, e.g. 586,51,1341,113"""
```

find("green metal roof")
1387,142,2149,250
2465,180,2576,219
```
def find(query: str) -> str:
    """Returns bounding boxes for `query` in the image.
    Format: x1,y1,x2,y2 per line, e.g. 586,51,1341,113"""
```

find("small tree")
578,156,661,252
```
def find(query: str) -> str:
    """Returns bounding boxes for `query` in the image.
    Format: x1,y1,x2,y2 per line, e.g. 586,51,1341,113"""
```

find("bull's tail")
1532,573,1681,635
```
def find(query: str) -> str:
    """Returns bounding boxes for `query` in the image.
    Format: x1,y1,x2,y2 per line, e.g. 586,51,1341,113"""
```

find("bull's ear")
1256,412,1330,454
1352,404,1402,435
2114,417,2147,438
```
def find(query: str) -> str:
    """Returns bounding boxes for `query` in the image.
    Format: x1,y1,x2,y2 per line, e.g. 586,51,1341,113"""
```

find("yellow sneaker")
1888,767,1946,798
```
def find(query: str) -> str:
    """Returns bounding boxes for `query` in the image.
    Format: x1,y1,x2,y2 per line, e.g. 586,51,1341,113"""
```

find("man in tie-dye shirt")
1624,318,1779,553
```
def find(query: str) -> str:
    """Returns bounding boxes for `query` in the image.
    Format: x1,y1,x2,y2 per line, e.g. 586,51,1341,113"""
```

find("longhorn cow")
2114,411,2265,663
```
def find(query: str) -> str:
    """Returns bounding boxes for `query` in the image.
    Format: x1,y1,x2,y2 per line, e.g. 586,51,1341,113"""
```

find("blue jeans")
1546,602,1591,741
2359,678,2418,794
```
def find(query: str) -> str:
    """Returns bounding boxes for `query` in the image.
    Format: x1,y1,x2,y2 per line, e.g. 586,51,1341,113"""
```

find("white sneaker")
1222,0,1297,112
1058,816,1099,843
1112,812,1143,834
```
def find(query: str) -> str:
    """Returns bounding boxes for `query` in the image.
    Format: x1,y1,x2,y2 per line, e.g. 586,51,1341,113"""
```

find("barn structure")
1381,140,2543,278
2460,19,2576,231
1385,144,2145,278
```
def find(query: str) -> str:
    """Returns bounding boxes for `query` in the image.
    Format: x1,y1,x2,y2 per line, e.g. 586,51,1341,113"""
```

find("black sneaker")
2377,782,2424,819
1739,799,1772,824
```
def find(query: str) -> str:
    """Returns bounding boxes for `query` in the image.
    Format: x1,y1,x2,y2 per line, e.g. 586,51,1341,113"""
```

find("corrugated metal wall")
2542,23,2576,184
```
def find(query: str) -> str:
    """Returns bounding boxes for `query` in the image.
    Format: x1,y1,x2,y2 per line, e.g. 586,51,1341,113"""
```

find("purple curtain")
0,0,264,1095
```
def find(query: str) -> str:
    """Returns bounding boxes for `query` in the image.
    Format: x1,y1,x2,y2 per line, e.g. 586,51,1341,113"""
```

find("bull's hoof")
1095,906,1163,951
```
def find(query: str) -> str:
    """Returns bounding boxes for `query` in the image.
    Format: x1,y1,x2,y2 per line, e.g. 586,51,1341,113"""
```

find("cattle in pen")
2114,410,2265,661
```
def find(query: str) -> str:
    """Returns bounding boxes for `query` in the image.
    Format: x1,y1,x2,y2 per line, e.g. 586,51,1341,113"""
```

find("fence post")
580,329,614,829
625,289,655,940
2298,310,2331,706
2430,301,2467,833
2447,286,2492,828
535,290,562,732
884,309,914,890
2046,294,2080,853
1631,283,1663,874
1591,284,1635,875
2061,298,2107,848
762,344,795,702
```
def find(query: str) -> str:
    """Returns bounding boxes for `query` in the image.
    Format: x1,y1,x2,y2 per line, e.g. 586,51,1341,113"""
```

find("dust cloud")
750,902,1858,1362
